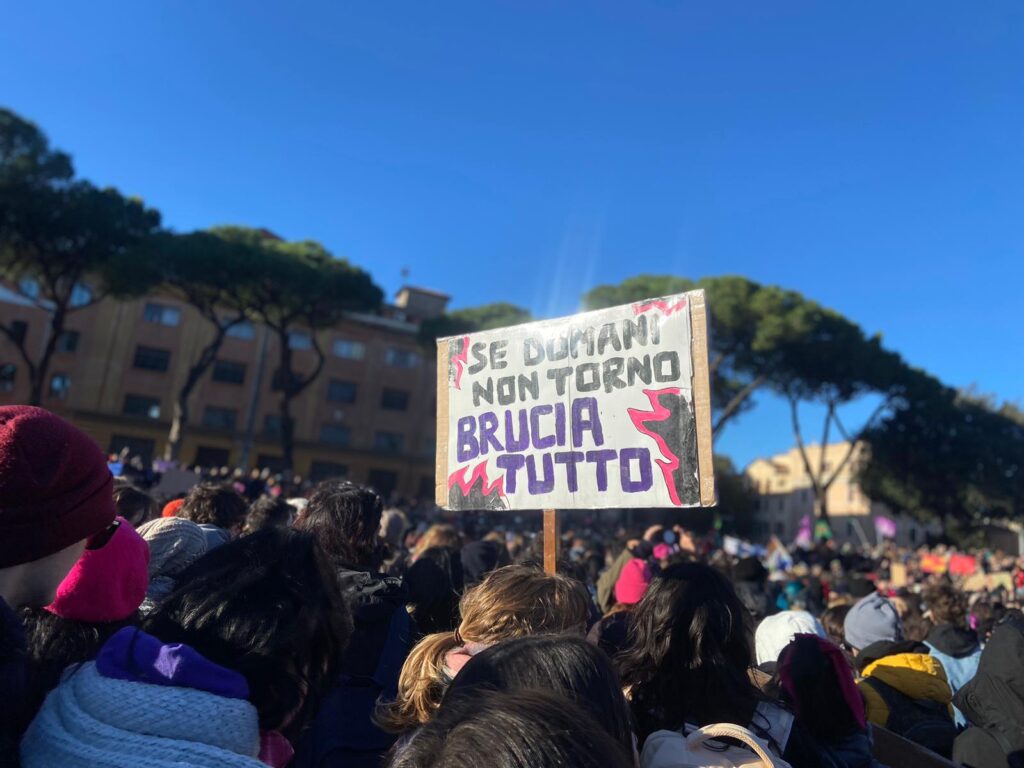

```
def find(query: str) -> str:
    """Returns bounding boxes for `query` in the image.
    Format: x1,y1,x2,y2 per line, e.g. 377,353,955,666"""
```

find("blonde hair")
412,524,462,559
377,565,591,732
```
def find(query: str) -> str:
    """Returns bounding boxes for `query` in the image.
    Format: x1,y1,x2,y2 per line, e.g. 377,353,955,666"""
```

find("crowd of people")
2,405,1023,768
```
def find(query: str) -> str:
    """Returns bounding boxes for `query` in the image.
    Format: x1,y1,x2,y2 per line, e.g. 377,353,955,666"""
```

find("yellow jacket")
857,651,953,726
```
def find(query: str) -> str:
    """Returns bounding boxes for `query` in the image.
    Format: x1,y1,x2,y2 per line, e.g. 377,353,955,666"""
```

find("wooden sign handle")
543,508,559,575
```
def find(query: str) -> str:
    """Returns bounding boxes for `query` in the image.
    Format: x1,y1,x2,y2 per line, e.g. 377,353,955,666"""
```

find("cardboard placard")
436,291,715,511
963,571,1013,593
920,554,947,574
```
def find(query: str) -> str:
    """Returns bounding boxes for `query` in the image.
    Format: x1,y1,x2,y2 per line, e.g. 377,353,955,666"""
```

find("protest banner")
920,553,947,574
948,553,978,576
963,572,1013,593
435,291,716,570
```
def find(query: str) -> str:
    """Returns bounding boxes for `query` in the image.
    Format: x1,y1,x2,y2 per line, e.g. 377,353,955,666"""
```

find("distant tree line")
4,107,1022,528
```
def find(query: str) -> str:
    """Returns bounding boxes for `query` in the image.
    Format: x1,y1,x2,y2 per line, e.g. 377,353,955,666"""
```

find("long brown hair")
377,565,590,732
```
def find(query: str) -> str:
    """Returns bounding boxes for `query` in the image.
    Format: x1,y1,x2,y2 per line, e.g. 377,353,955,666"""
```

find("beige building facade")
0,283,448,501
744,442,930,548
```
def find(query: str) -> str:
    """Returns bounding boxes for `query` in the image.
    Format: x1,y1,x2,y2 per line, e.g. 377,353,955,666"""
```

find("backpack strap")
686,724,777,767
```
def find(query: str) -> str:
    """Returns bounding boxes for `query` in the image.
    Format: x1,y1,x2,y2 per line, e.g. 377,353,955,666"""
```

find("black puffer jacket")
293,569,415,768
953,618,1024,768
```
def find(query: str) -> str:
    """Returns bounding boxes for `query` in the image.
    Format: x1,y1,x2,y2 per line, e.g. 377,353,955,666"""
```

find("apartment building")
0,283,448,500
744,442,930,548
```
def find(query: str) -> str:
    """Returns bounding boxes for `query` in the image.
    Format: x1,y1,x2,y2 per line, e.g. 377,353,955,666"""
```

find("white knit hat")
755,610,827,666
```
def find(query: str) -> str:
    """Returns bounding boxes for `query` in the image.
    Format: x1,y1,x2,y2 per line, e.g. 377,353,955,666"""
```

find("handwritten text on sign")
441,293,707,511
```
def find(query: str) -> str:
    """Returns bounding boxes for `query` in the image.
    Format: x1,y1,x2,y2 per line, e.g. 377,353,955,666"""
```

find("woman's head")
388,689,633,768
414,524,462,559
295,480,384,570
243,495,295,535
617,561,758,736
380,565,591,731
820,604,852,649
112,484,157,528
407,546,465,634
142,527,352,737
448,635,635,759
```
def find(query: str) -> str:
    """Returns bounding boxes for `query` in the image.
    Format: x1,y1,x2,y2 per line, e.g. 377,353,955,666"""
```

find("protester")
379,507,409,575
242,495,295,535
405,546,464,634
20,517,149,719
777,634,883,768
378,564,591,733
596,537,650,613
292,480,413,768
843,592,956,757
734,555,775,622
176,482,249,550
0,406,117,757
953,615,1024,768
617,562,798,762
137,516,208,613
23,528,348,767
112,483,158,528
587,556,651,657
387,689,633,768
459,538,510,587
411,524,461,562
923,581,982,726
820,603,852,650
755,610,827,673
446,634,636,762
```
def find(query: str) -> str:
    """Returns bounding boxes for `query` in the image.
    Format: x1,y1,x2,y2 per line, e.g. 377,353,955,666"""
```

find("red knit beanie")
615,557,653,605
47,516,150,622
0,406,116,568
161,498,185,518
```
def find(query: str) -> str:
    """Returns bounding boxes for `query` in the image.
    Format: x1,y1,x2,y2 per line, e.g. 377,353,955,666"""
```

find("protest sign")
436,291,715,511
948,553,977,576
963,572,1013,593
920,553,947,574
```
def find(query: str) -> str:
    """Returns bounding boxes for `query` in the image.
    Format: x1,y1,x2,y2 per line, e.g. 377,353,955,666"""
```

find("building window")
109,435,155,464
226,320,255,340
123,394,161,419
55,330,79,353
422,438,436,457
202,406,238,431
143,302,181,327
288,331,312,350
0,364,15,392
418,475,433,500
194,446,230,468
263,414,282,437
327,379,358,403
319,424,352,447
380,388,409,411
773,522,785,535
310,461,348,483
272,368,305,392
69,284,92,308
48,373,71,400
385,348,420,368
373,431,404,453
211,360,246,385
332,338,365,360
9,320,27,345
133,345,170,372
909,527,917,543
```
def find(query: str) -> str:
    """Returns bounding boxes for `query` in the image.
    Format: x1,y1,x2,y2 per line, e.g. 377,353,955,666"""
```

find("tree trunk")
814,492,830,523
29,302,68,407
163,322,230,462
164,397,189,462
277,331,296,472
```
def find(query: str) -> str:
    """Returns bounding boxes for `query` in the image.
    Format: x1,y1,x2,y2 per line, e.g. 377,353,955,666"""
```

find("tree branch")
712,373,766,435
789,394,822,495
825,397,894,490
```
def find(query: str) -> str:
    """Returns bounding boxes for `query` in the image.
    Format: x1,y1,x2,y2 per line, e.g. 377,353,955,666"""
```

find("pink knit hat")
47,517,150,623
615,558,652,605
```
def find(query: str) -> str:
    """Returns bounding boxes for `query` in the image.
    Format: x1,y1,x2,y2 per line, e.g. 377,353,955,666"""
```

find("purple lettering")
620,447,653,492
527,454,555,494
496,454,526,493
554,451,585,493
478,412,502,455
531,405,556,449
457,416,479,462
571,398,604,448
504,409,530,452
586,449,616,492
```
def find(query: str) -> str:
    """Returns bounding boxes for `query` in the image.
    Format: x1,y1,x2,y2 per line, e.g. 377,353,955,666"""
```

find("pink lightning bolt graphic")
632,297,687,317
628,387,684,506
450,335,470,390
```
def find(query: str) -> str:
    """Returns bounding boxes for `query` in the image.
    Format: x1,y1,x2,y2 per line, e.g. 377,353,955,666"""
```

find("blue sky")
3,2,1021,468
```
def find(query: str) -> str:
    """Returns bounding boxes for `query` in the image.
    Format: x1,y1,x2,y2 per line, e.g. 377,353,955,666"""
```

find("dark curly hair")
294,480,384,569
143,528,352,738
177,482,248,531
616,561,762,739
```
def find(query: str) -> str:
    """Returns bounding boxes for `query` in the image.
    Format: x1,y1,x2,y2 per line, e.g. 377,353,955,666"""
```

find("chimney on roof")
394,286,450,322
